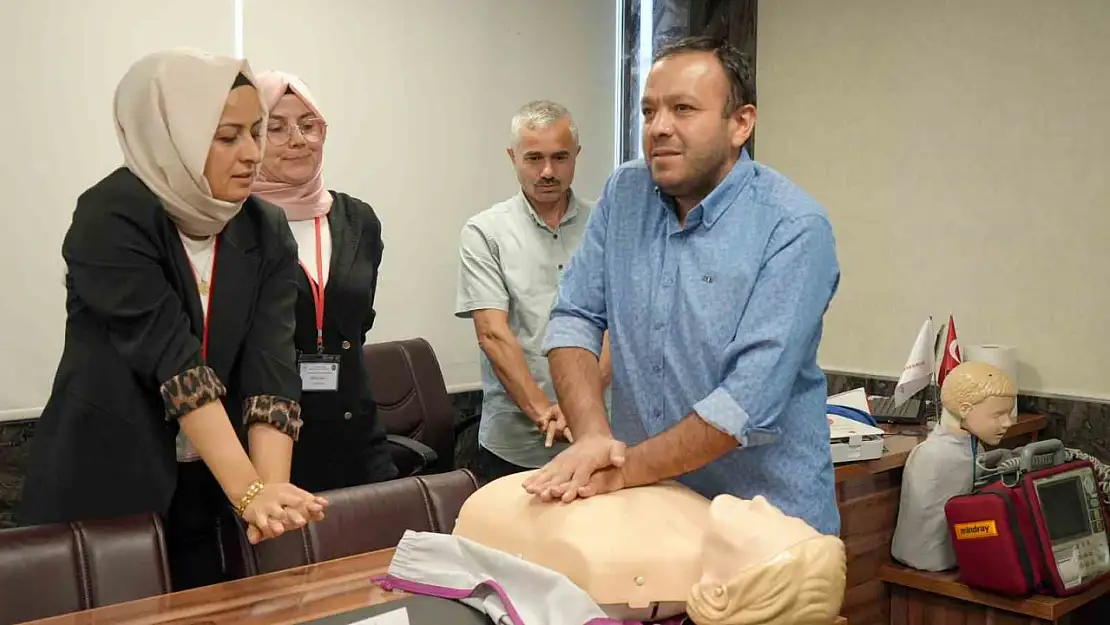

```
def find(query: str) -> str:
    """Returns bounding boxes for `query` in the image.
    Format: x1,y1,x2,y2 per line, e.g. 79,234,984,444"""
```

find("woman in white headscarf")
20,49,328,591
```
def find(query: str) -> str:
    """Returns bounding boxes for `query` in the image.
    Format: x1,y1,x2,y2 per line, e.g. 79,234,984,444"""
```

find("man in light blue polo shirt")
524,37,842,535
456,101,610,485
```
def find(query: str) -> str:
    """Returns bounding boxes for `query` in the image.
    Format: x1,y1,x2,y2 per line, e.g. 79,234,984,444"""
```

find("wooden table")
23,546,850,625
881,562,1110,624
24,415,1047,625
834,413,1046,625
25,549,403,625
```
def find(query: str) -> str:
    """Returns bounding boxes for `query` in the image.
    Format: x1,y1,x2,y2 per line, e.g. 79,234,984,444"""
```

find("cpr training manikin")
380,471,847,625
891,361,1018,571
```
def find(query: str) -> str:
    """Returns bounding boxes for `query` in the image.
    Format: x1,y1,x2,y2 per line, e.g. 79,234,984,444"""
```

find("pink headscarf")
252,71,332,221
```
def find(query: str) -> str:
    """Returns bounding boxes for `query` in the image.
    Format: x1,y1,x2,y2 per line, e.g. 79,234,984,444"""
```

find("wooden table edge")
23,548,402,625
879,561,1110,619
833,413,1047,484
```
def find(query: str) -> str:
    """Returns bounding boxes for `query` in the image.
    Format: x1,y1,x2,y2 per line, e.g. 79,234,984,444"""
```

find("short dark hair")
652,35,756,114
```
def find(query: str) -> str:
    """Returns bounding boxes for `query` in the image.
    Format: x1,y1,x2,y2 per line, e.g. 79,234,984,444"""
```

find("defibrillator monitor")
1032,466,1110,590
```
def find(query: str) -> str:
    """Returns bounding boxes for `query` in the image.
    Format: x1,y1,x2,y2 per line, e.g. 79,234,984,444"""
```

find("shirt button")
663,278,673,287
654,322,664,330
558,264,564,270
654,409,663,418
341,340,351,350
553,233,559,239
653,365,662,373
343,411,353,420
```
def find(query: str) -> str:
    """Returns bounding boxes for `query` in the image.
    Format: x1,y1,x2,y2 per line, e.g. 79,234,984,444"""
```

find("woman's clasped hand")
239,481,329,544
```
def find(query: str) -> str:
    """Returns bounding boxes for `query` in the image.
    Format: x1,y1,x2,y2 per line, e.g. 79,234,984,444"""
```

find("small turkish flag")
938,315,962,387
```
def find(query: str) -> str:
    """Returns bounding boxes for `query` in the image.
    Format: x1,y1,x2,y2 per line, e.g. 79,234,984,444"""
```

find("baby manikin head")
453,472,847,624
686,495,847,625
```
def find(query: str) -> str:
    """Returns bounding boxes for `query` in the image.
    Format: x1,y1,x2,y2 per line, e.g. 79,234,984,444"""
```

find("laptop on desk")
868,395,937,425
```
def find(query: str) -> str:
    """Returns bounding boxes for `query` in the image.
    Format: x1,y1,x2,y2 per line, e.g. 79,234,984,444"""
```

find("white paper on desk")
828,387,871,413
349,606,410,625
827,413,885,440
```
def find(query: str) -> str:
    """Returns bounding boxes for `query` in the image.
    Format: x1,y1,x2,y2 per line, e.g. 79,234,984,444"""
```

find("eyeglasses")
267,117,327,146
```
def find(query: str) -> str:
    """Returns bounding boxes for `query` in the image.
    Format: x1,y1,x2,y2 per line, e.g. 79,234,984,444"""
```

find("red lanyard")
186,236,220,361
298,217,326,352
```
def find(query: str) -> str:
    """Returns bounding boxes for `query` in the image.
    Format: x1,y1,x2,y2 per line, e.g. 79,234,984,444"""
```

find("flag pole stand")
929,319,945,428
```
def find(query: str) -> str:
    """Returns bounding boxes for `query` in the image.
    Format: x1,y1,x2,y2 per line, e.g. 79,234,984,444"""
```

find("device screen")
1039,477,1091,542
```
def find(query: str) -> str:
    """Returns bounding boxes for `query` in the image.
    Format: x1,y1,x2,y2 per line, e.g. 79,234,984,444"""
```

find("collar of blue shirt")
658,147,756,230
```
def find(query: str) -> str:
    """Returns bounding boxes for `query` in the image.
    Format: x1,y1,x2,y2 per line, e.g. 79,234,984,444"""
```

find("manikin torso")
892,389,1016,571
452,471,823,621
891,413,977,571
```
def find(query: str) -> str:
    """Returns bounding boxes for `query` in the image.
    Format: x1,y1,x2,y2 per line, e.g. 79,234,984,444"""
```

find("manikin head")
452,472,846,624
687,496,846,625
507,100,580,210
940,361,1017,445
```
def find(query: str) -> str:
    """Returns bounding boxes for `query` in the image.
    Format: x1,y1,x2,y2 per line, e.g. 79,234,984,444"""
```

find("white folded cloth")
374,530,685,625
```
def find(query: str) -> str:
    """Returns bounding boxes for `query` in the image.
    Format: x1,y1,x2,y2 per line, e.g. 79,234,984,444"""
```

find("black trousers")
164,461,235,591
473,446,531,486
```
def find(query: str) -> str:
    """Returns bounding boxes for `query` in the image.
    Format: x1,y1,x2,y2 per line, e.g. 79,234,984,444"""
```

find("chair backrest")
0,513,171,625
364,337,457,473
245,469,479,576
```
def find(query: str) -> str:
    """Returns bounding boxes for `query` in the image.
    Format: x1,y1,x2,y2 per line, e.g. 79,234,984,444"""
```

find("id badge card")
298,353,340,392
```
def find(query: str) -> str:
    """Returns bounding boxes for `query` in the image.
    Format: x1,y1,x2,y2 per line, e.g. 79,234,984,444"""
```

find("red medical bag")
945,446,1110,598
944,480,1046,595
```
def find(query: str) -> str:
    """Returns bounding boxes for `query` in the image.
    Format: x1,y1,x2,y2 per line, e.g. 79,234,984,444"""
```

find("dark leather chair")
241,469,478,576
365,338,458,475
0,513,171,625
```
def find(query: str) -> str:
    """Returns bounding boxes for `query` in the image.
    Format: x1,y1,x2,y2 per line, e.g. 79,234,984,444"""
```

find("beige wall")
757,0,1110,398
244,0,617,393
0,0,235,419
0,0,617,419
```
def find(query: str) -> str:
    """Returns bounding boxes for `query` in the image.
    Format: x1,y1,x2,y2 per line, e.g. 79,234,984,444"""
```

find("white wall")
757,0,1110,398
244,0,617,391
0,1,234,419
0,0,616,419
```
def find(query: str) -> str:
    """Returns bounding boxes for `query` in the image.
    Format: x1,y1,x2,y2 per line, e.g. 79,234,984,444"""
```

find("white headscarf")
113,48,263,237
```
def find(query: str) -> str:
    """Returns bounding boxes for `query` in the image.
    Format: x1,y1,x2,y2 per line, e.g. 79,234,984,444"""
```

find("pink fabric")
252,71,331,221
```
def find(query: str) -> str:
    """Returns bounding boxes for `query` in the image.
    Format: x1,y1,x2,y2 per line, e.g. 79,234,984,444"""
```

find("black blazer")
20,167,302,525
288,192,396,492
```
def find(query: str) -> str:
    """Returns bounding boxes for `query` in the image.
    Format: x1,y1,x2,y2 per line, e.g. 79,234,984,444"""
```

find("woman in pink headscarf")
252,71,398,491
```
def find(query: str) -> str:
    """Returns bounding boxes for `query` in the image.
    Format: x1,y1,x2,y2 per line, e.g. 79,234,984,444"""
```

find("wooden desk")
24,546,850,625
834,414,1046,625
881,562,1110,624
25,549,402,625
24,415,1045,625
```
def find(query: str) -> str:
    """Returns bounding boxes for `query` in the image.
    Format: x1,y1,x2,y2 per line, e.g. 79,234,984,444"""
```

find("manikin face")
699,495,818,585
960,395,1016,445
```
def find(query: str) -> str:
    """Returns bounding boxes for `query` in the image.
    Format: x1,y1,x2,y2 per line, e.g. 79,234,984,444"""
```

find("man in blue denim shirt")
523,36,842,535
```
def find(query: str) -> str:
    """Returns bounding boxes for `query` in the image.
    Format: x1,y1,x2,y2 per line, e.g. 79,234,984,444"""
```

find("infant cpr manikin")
453,471,847,624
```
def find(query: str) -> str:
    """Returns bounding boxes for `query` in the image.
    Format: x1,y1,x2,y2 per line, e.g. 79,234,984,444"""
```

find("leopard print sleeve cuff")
243,395,303,441
160,366,227,420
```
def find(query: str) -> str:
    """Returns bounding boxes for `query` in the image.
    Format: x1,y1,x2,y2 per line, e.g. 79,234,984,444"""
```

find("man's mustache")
536,178,561,186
